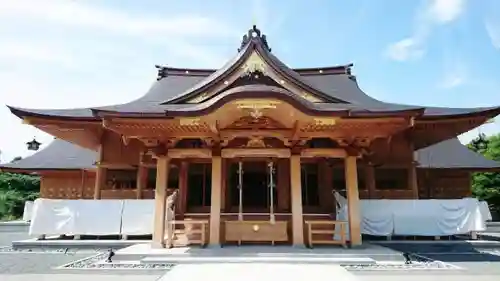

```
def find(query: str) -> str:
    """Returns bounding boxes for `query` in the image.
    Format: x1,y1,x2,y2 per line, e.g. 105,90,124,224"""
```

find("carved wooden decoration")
226,116,285,130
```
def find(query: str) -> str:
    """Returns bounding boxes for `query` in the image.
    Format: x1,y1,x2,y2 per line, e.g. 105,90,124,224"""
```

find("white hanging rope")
238,161,243,221
268,161,276,224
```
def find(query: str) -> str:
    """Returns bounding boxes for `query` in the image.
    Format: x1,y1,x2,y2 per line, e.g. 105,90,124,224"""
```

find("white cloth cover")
22,201,34,221
121,200,155,235
334,192,489,238
479,201,492,221
29,199,123,236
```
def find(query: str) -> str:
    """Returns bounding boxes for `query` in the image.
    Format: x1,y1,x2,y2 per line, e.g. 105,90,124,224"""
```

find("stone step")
0,221,29,233
141,255,376,265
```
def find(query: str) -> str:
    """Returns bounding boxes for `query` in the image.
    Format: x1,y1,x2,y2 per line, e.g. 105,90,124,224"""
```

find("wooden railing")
168,219,208,246
305,220,347,248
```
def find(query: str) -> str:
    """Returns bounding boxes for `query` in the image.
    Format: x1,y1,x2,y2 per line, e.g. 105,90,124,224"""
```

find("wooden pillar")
80,170,86,199
136,166,148,199
209,156,222,246
409,139,419,199
408,164,419,199
220,159,227,211
345,155,361,246
290,155,304,246
152,156,170,248
94,167,106,199
178,161,188,217
93,145,106,199
277,158,290,212
365,165,376,199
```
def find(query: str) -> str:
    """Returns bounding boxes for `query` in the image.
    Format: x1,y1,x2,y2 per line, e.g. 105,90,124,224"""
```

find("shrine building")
2,26,500,248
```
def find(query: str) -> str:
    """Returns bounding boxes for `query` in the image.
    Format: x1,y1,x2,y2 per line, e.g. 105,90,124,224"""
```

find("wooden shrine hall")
2,25,500,248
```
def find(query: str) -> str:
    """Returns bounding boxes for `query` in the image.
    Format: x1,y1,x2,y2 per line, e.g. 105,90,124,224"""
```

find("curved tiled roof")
0,139,97,171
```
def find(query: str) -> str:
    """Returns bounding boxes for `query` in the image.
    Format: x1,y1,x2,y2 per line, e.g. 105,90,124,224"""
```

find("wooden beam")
301,148,347,158
167,148,212,159
221,148,291,158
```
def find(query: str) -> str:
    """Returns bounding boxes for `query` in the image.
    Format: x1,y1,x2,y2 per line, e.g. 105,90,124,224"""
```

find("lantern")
26,138,41,151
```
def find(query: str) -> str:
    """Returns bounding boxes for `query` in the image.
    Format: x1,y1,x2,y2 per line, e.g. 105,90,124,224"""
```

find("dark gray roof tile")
0,139,97,171
416,138,500,169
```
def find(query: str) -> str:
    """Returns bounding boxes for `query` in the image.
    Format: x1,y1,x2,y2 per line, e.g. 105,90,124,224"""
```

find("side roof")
2,138,499,172
0,139,97,172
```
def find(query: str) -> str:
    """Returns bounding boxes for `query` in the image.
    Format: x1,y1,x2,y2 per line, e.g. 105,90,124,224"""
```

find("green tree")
468,133,500,217
0,172,40,220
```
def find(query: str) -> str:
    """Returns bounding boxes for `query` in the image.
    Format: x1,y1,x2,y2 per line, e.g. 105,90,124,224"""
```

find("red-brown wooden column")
365,165,376,199
277,158,290,212
318,160,334,212
94,145,106,199
136,166,148,199
178,161,188,218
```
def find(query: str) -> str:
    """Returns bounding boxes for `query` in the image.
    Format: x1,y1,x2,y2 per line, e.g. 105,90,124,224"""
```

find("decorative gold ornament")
241,52,267,75
314,118,337,126
186,92,210,104
235,99,280,109
179,118,201,126
245,136,267,148
300,92,323,103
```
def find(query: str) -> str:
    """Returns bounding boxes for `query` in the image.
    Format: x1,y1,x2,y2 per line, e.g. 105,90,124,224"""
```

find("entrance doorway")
229,161,277,212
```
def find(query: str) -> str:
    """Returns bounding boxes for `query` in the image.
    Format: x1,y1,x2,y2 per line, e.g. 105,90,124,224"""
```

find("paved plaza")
2,230,500,281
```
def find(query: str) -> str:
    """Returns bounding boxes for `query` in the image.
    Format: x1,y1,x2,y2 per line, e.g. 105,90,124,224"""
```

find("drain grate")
58,253,175,270
342,261,459,271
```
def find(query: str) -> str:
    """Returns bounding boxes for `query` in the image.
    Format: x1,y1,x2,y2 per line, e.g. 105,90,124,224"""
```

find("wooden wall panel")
101,130,143,165
421,169,471,199
40,171,96,199
370,135,413,164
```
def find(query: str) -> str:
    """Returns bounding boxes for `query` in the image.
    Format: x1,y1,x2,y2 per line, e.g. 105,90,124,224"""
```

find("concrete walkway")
160,263,357,281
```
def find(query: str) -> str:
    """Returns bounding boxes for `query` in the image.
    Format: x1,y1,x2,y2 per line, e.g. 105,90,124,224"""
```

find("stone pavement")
0,274,162,281
2,230,500,280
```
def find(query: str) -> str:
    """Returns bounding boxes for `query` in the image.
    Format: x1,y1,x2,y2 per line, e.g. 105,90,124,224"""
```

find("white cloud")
485,19,500,50
439,59,467,89
385,38,424,61
0,0,238,39
386,0,467,61
0,42,77,69
426,0,466,24
0,0,247,163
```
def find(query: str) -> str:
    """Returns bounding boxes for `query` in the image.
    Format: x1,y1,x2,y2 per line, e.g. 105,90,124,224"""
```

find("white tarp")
479,201,492,221
121,200,155,235
22,201,34,222
334,192,490,239
29,199,123,236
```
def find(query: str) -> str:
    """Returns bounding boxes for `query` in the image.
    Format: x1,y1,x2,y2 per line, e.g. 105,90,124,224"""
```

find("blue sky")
0,0,499,163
